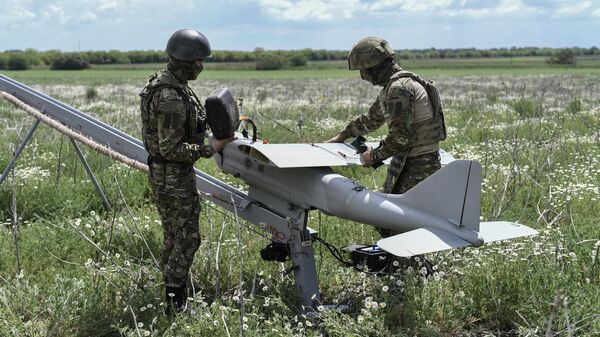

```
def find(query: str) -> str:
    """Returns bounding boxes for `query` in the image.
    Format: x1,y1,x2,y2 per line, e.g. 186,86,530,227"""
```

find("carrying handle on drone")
240,115,258,142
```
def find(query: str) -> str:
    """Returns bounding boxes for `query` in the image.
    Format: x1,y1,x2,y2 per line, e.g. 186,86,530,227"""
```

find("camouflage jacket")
140,69,213,164
340,72,443,162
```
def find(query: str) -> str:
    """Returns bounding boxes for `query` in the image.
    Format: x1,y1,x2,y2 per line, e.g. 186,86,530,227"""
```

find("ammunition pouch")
205,87,240,140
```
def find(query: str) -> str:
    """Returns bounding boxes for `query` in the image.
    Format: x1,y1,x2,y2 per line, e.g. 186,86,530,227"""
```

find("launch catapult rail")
0,74,321,308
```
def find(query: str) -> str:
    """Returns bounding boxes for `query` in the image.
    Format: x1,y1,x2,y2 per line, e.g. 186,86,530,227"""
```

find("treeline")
1,47,598,70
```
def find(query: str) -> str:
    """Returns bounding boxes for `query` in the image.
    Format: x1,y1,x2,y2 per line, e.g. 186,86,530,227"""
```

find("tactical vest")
139,70,206,161
387,71,447,148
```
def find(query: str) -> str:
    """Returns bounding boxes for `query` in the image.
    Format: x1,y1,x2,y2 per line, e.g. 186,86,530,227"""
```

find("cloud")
79,11,98,24
554,1,592,16
41,3,68,24
445,0,542,18
0,4,36,29
249,0,551,21
495,0,537,14
3,0,600,51
252,0,361,21
98,1,121,11
366,0,454,12
2,0,197,28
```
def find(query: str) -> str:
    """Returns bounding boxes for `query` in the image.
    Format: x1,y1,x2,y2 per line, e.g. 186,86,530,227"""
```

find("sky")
0,0,599,52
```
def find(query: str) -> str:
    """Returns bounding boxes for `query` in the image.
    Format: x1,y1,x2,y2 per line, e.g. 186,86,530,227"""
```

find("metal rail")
0,74,321,308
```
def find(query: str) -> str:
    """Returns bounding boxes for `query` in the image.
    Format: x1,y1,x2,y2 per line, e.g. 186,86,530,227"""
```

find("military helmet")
166,29,212,61
348,37,395,70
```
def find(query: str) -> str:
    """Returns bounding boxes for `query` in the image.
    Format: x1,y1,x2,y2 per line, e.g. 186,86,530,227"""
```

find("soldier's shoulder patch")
158,87,184,102
387,83,413,101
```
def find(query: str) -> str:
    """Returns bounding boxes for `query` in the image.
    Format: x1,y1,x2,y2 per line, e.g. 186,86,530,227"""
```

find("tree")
546,48,576,66
255,55,284,70
40,50,62,65
288,54,307,67
50,56,90,70
7,54,30,70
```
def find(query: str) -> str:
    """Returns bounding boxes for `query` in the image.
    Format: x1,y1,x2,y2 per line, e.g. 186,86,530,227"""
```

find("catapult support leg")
289,210,321,308
70,138,112,212
0,119,40,187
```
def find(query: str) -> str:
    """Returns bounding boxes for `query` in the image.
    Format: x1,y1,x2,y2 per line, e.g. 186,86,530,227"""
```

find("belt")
148,154,193,168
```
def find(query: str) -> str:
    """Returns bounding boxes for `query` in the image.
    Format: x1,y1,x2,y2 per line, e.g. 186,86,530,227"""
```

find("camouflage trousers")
378,151,441,238
148,161,201,288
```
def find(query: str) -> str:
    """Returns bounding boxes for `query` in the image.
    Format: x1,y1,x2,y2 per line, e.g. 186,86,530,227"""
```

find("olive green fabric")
348,36,395,70
140,69,213,163
152,180,201,287
389,71,447,148
376,152,441,237
339,59,446,238
140,68,212,288
168,57,203,81
340,67,445,163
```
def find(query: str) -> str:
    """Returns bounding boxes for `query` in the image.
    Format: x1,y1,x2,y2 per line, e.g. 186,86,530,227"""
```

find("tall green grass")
0,72,599,336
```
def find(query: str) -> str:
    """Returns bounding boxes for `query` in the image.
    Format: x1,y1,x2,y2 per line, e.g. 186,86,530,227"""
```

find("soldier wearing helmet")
327,37,446,237
140,29,233,311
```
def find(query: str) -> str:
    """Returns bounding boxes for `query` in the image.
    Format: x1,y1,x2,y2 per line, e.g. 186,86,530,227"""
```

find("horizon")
2,45,598,54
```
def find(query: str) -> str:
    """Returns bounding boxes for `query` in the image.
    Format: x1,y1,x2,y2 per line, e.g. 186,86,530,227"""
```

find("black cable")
315,236,393,275
315,237,352,267
254,110,299,137
202,198,392,274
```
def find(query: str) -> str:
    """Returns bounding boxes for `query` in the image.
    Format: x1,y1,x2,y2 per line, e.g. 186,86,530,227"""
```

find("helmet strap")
371,58,400,86
168,57,203,82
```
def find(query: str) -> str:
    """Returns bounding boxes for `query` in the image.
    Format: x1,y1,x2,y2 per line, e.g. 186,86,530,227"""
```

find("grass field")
3,56,600,84
5,66,600,83
0,62,599,336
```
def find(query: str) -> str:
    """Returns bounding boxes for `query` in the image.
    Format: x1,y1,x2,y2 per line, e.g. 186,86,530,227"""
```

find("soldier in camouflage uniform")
327,37,447,237
140,29,233,311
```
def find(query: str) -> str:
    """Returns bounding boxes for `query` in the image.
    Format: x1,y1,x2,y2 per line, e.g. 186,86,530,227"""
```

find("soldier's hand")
326,133,346,143
211,137,235,154
360,147,374,167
